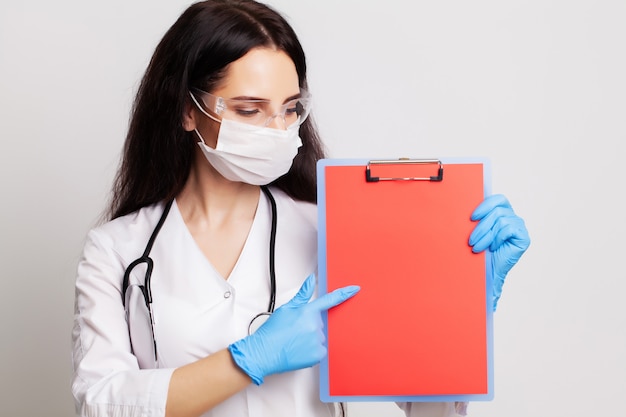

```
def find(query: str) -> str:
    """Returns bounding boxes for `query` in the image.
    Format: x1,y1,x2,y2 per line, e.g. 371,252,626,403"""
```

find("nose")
265,113,288,130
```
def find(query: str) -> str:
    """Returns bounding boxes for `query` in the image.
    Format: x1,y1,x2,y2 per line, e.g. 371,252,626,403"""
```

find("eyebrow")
229,92,302,103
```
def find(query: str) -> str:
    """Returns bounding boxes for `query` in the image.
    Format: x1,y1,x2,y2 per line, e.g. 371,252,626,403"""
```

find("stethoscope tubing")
261,185,277,314
122,186,278,360
122,199,174,305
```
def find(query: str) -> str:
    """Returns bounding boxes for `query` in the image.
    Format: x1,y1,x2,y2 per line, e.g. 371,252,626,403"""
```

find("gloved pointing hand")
469,194,530,311
228,274,360,385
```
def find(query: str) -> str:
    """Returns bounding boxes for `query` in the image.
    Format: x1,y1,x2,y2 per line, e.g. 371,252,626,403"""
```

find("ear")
182,97,198,132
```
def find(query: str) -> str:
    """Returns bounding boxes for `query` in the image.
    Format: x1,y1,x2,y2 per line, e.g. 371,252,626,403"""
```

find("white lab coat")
71,186,467,417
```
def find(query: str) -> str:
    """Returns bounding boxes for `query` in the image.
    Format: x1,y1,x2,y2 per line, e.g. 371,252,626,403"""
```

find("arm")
73,230,358,417
165,350,250,417
72,230,175,416
73,231,250,417
167,275,359,416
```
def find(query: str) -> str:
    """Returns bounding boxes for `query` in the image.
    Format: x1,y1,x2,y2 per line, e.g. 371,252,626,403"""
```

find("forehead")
213,47,300,100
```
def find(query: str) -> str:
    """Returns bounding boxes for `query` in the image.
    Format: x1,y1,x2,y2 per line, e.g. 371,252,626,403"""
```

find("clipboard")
317,157,494,403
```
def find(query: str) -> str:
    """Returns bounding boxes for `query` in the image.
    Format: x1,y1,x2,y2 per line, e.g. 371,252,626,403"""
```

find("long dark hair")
108,0,325,220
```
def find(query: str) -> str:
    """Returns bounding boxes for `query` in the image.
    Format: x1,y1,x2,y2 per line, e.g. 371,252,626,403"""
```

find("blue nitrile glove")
469,194,530,311
228,274,360,385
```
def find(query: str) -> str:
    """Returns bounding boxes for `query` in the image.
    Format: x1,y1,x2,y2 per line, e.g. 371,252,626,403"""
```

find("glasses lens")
195,89,312,128
282,97,311,127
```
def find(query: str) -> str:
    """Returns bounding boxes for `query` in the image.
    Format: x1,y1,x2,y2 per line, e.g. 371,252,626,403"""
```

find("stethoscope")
122,186,278,363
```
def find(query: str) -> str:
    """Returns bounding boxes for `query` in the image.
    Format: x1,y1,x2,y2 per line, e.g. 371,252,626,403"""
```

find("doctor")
71,1,530,417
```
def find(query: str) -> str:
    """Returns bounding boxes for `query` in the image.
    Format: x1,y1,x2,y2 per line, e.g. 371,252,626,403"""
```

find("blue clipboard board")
317,157,494,402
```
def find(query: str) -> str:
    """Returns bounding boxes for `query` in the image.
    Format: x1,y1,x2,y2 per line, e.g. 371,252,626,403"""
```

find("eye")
284,100,304,117
228,99,269,119
231,102,264,118
235,108,261,117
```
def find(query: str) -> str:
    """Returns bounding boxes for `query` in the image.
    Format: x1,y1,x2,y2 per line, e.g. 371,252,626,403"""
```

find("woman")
71,1,530,417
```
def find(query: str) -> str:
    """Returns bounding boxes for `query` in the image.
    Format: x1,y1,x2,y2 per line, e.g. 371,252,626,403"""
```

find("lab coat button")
223,291,232,299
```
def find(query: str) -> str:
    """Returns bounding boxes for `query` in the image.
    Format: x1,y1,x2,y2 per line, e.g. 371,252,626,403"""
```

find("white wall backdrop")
1,0,624,416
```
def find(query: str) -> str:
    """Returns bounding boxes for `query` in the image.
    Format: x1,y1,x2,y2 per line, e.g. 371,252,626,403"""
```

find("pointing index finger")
308,285,360,312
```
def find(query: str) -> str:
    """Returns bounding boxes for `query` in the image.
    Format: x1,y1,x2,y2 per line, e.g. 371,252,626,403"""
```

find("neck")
176,151,260,228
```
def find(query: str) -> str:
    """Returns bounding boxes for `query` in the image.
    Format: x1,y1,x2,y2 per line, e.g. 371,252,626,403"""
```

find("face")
185,47,301,148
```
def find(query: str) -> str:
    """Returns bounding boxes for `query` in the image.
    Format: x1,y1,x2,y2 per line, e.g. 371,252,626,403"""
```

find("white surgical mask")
194,118,302,185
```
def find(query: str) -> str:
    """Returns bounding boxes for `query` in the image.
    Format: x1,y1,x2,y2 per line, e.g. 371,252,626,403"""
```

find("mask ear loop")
193,128,209,146
189,91,221,147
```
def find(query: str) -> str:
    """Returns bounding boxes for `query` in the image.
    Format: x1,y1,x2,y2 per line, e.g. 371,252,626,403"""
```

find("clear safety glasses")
190,88,312,128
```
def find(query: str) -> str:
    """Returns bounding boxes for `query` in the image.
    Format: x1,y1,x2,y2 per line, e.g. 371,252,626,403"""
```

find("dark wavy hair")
107,0,326,220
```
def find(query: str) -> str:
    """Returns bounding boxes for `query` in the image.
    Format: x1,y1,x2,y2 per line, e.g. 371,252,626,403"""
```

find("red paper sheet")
323,162,488,397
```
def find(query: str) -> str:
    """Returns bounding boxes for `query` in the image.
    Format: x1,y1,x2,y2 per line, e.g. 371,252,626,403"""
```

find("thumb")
285,274,316,307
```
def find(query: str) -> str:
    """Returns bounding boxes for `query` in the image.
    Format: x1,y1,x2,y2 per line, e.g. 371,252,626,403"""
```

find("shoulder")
75,203,169,302
267,186,317,232
85,202,168,263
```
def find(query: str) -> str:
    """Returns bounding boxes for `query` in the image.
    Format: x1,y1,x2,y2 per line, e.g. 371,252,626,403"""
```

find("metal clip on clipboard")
365,158,444,182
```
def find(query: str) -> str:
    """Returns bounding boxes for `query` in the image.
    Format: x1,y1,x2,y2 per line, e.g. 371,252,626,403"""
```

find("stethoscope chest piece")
248,312,272,335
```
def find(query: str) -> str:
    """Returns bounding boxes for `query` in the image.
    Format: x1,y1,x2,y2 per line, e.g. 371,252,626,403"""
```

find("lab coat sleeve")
396,401,468,417
72,228,175,417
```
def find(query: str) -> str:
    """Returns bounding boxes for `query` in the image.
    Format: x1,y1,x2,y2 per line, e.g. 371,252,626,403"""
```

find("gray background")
1,0,624,416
